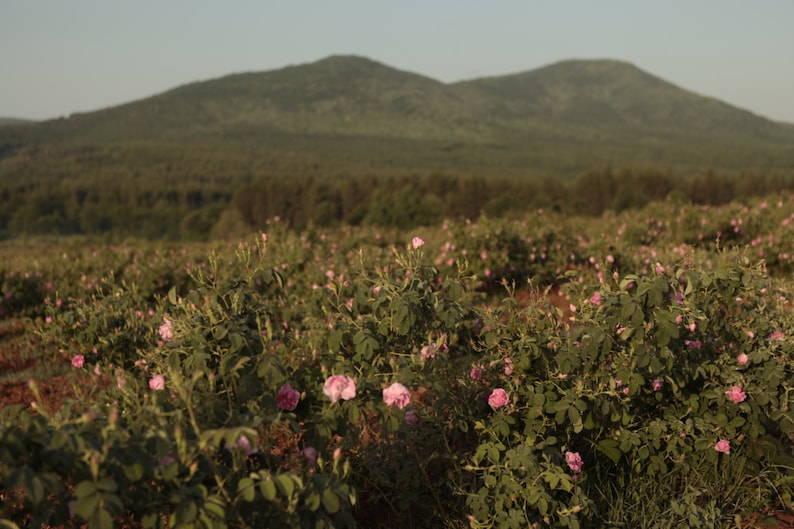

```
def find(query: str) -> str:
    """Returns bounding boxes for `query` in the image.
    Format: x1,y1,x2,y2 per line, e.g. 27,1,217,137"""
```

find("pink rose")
714,439,731,454
488,388,509,409
725,385,747,403
736,353,749,366
503,357,513,376
159,317,174,342
158,452,176,467
71,354,85,368
652,379,663,392
276,383,300,410
410,236,425,249
323,375,356,403
470,365,483,380
420,343,437,360
589,292,602,306
565,451,583,473
149,374,166,391
232,436,257,455
383,382,411,409
404,410,418,425
302,446,318,466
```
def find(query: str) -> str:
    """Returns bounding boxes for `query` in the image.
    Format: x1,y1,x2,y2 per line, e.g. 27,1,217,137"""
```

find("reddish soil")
0,320,82,415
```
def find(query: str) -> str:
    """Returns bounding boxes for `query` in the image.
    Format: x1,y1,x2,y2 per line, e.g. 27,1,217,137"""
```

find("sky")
2,1,794,123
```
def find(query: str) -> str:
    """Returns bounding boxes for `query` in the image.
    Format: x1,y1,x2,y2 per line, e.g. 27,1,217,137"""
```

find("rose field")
1,195,793,529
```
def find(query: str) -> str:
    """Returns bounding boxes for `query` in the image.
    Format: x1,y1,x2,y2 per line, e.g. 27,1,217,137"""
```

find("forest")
1,140,793,240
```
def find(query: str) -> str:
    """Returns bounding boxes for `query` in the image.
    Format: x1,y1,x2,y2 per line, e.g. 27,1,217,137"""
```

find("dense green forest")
1,139,792,239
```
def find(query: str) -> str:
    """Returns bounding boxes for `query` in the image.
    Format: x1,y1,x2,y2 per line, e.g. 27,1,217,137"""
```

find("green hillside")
1,55,793,239
4,55,793,164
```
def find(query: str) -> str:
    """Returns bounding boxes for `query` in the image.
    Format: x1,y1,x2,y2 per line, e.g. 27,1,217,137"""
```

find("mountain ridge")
2,55,793,175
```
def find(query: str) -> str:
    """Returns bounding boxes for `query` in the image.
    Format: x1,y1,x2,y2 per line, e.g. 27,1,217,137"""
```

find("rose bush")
1,195,793,528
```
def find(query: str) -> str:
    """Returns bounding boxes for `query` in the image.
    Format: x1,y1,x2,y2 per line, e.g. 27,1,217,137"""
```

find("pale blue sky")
2,1,793,123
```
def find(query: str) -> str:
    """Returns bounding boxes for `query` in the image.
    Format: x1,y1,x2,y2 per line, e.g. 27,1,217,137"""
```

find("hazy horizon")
2,1,793,123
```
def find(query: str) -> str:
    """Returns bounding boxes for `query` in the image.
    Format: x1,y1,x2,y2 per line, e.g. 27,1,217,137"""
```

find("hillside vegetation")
1,55,793,240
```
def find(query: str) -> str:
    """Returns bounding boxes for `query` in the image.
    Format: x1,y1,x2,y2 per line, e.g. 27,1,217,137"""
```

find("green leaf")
347,402,360,423
178,500,198,523
327,329,343,352
353,331,379,359
73,495,97,520
305,491,321,511
544,472,560,489
140,513,158,529
96,476,117,493
322,489,341,514
168,286,177,305
275,474,295,499
23,475,44,505
74,480,97,499
238,477,255,502
203,495,226,519
597,439,621,464
89,508,114,529
124,463,144,481
260,478,277,501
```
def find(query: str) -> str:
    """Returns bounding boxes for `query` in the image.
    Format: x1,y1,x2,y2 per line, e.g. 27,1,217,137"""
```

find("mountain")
0,118,35,127
2,55,794,174
455,59,792,142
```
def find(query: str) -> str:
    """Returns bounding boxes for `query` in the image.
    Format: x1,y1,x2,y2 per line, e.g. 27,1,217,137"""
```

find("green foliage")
1,195,793,527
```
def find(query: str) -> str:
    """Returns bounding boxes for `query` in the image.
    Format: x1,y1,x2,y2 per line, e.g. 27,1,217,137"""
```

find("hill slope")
0,118,35,127
5,55,794,146
454,59,793,142
1,55,794,180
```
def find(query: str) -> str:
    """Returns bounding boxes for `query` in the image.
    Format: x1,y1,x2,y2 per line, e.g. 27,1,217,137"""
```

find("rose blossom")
503,357,513,376
565,451,583,473
770,330,785,341
404,410,418,425
410,236,425,249
158,452,176,467
149,374,165,391
470,365,483,380
276,383,300,410
159,316,174,342
232,436,257,455
725,385,747,403
71,354,85,368
323,375,356,403
714,439,731,454
487,388,509,409
652,379,663,391
383,382,411,409
736,353,749,366
302,446,318,466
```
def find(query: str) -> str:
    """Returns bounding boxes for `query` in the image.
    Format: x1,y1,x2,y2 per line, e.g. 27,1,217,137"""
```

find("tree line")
2,163,793,240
